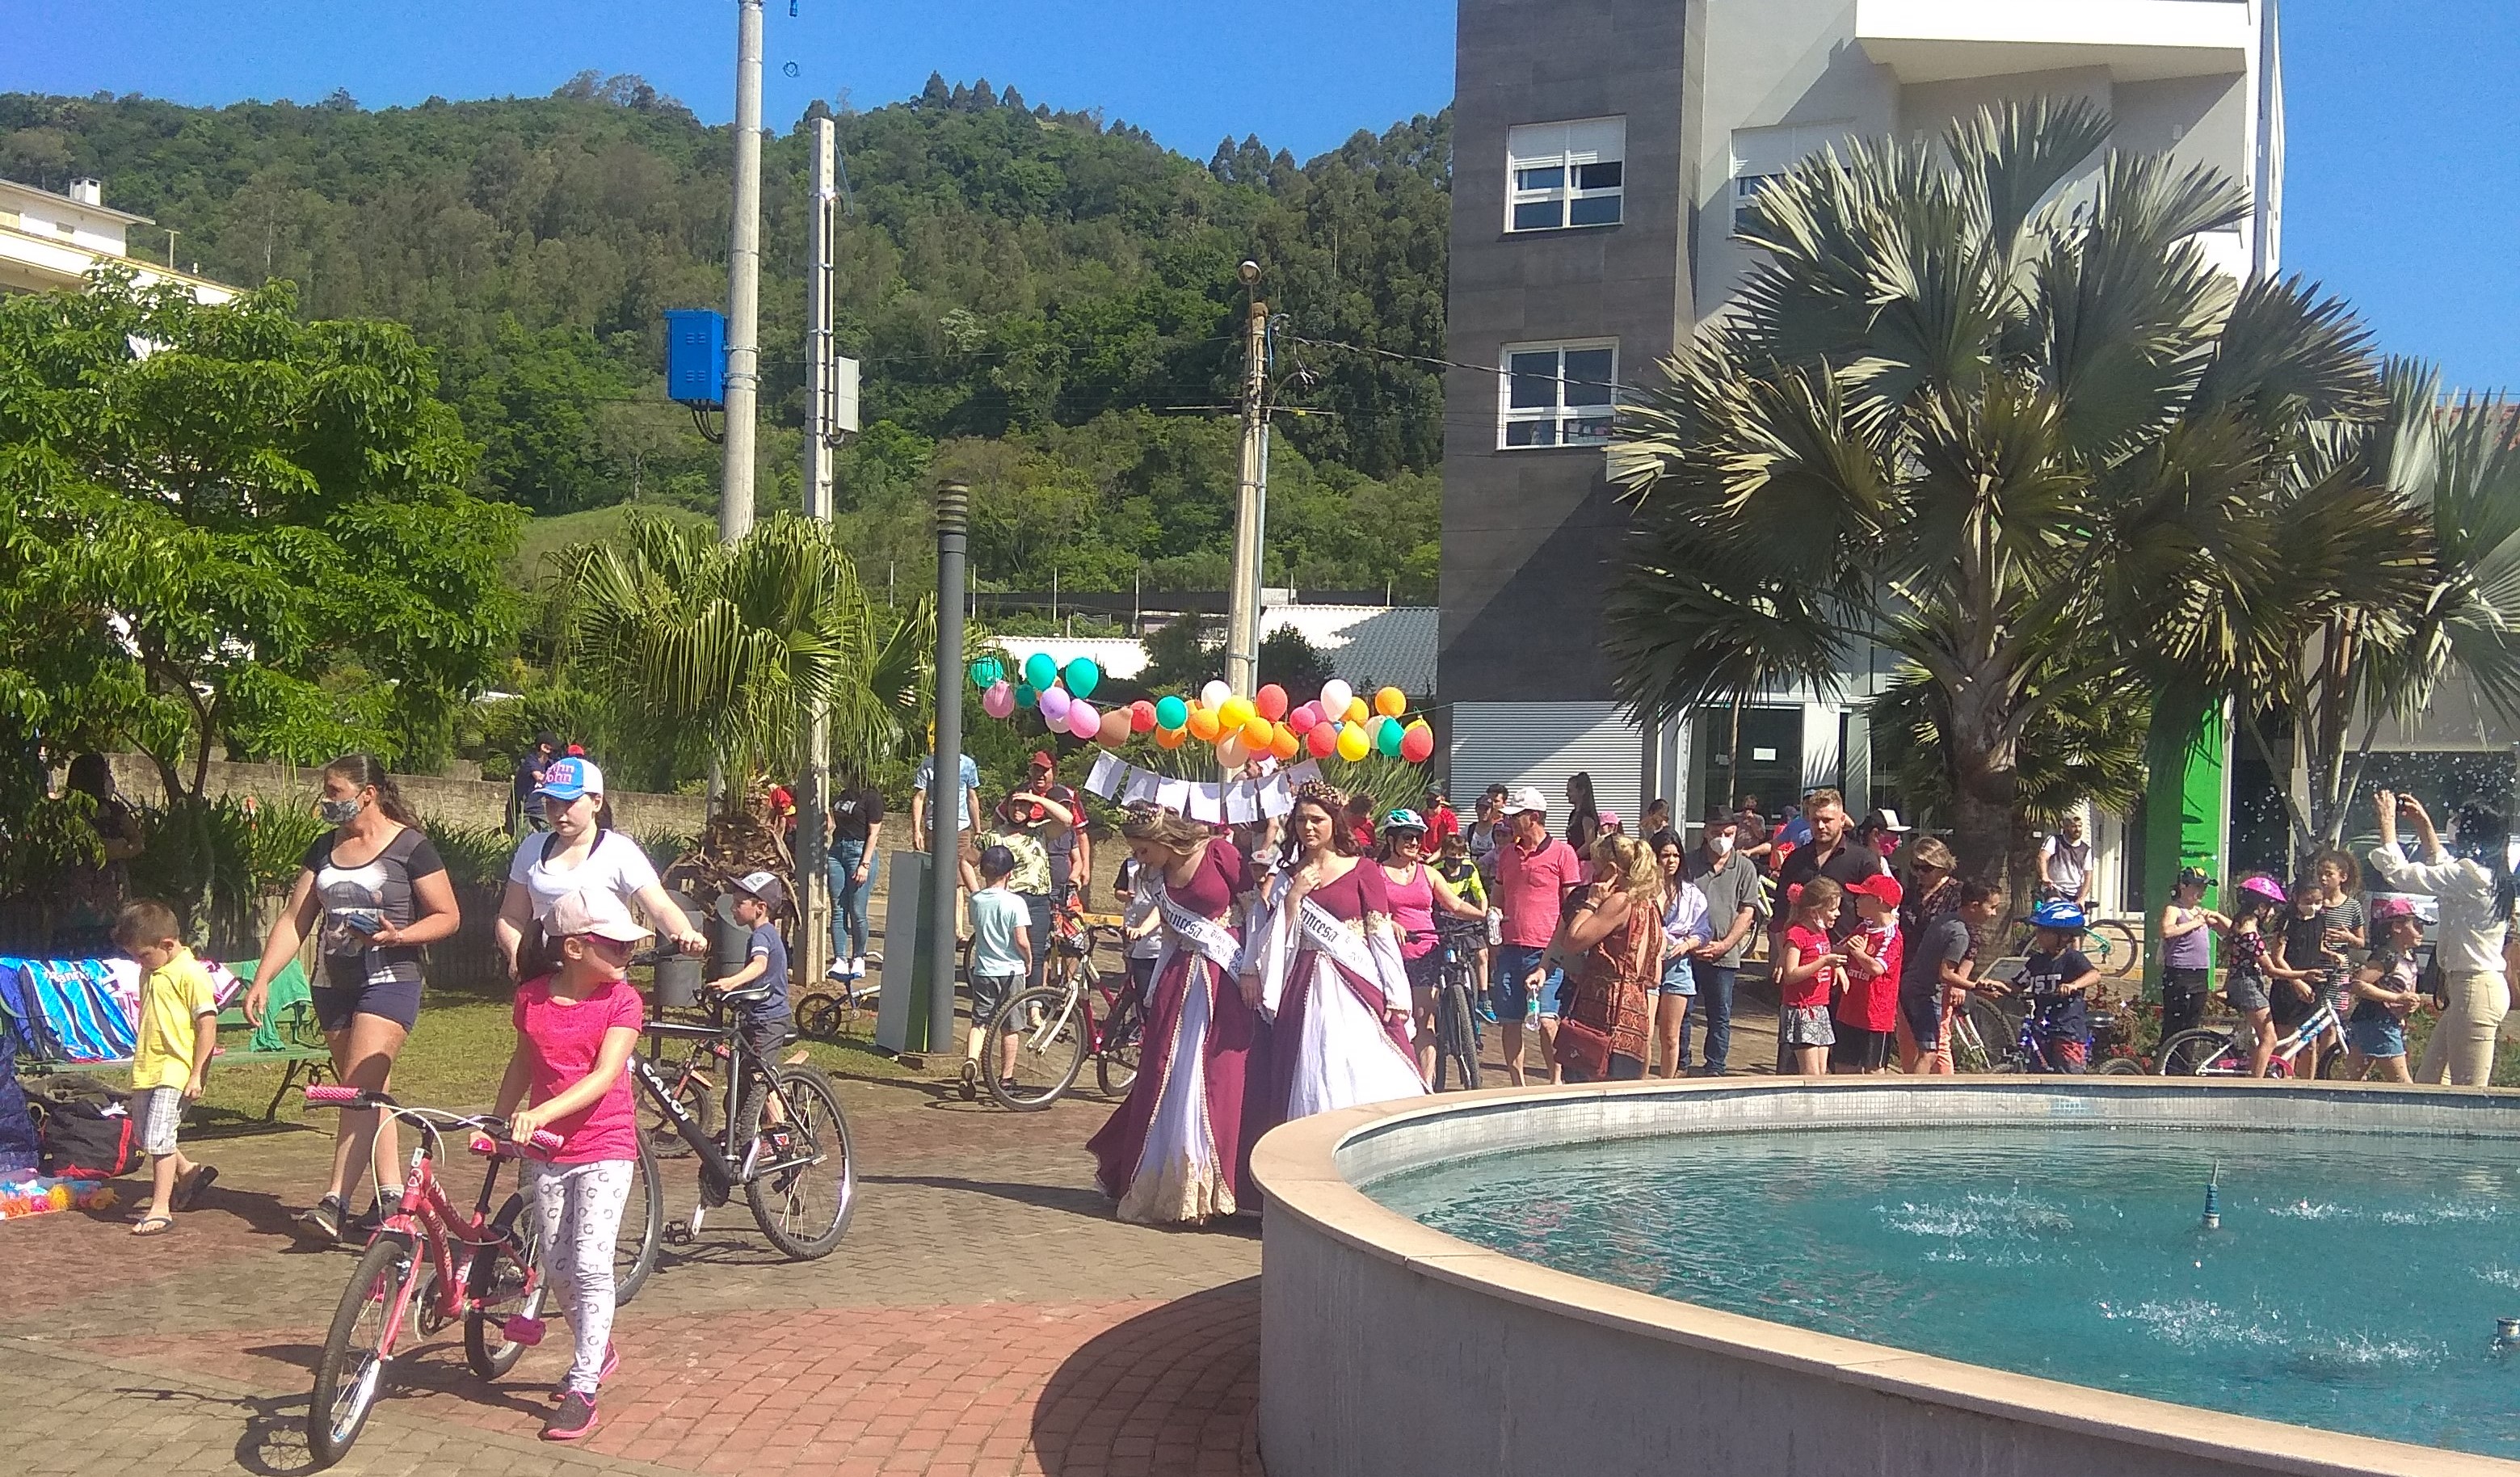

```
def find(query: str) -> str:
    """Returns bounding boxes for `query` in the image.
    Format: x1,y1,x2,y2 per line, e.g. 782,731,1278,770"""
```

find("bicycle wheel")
1436,979,1482,1091
1096,991,1144,1098
463,1196,541,1379
747,1065,856,1259
796,991,845,1041
308,1231,418,1466
2086,919,2142,978
2159,1029,2239,1077
2096,1056,2146,1075
642,1060,715,1161
615,1133,663,1306
1953,999,2014,1074
986,985,1088,1111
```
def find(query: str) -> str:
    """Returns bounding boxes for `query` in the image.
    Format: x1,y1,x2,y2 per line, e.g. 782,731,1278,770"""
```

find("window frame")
1505,118,1626,235
1497,339,1620,452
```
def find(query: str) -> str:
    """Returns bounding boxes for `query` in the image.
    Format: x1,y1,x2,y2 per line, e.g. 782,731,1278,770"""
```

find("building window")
1733,174,1778,232
1500,340,1618,448
1730,120,1853,235
1507,118,1625,233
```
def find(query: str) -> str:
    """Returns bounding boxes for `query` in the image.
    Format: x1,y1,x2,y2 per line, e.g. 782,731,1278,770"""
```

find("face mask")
1708,835,1734,857
318,797,363,827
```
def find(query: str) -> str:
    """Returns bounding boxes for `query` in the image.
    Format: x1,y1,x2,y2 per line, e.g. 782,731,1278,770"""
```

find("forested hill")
0,74,1449,598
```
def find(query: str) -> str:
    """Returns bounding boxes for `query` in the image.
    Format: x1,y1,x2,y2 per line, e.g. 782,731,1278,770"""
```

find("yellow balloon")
1336,722,1370,763
1218,695,1255,731
1187,707,1222,742
1241,715,1274,747
1374,686,1406,718
1345,697,1369,726
1270,724,1301,761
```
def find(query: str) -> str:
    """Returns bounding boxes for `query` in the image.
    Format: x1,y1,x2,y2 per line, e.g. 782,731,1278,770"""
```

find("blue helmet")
2029,899,2086,931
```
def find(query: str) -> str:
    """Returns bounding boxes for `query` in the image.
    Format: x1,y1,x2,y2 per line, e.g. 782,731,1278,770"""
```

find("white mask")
1709,835,1735,857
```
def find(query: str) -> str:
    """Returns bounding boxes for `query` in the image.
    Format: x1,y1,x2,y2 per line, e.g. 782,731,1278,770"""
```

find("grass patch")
510,503,709,586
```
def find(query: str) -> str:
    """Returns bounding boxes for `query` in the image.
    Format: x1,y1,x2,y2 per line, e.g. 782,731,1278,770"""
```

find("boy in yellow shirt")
114,901,220,1235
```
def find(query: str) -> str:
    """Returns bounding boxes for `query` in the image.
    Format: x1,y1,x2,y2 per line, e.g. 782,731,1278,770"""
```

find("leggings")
527,1158,632,1395
2417,970,2509,1088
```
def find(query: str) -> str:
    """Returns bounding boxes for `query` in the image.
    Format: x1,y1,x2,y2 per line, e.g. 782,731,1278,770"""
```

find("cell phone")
341,909,385,936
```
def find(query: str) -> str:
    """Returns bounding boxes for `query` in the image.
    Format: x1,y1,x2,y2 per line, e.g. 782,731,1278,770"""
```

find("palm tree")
1608,98,2385,893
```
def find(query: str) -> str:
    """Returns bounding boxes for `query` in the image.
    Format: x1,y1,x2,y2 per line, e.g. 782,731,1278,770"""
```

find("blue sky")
3,0,2512,391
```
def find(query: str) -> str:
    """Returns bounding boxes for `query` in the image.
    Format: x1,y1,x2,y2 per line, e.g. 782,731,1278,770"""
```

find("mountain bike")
300,1085,583,1466
1428,930,1483,1091
982,918,1143,1110
2008,911,2143,978
2159,996,2351,1079
629,954,856,1260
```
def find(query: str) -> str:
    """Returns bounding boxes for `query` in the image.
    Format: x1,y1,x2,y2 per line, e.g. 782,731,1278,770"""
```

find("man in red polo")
1490,785,1582,1087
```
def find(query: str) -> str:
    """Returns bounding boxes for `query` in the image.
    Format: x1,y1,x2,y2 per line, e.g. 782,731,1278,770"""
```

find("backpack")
38,1096,141,1179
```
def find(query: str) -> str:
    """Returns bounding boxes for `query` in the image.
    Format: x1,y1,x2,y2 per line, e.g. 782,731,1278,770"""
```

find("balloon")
1255,684,1289,722
1218,695,1255,732
1375,686,1406,719
1155,694,1188,730
1217,734,1248,768
1016,683,1039,709
1100,709,1133,747
1024,651,1058,692
1155,724,1187,750
1040,686,1071,723
1306,722,1338,758
1399,721,1435,764
969,655,1006,689
982,681,1015,719
1187,706,1222,743
1064,657,1101,699
1241,715,1273,747
1200,679,1231,711
1270,723,1301,761
1066,700,1099,738
1319,680,1353,718
1345,696,1369,726
1130,700,1158,734
1287,701,1320,734
1336,723,1370,763
1375,714,1405,756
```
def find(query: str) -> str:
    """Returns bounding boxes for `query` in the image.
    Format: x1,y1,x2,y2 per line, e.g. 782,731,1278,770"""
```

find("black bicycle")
629,953,857,1263
1428,931,1483,1091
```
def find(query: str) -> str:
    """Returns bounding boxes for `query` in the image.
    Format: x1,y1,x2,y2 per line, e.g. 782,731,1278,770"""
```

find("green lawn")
508,503,709,586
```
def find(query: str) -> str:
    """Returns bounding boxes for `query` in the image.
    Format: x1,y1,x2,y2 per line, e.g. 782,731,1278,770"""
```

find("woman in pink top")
1376,809,1487,1082
491,890,649,1442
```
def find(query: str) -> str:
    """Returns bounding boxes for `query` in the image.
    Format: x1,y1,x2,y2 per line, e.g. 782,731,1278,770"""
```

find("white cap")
546,888,650,943
731,869,789,907
1498,786,1550,817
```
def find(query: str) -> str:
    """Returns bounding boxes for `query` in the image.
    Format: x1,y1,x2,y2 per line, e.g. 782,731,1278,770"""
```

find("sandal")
171,1164,219,1213
132,1214,175,1236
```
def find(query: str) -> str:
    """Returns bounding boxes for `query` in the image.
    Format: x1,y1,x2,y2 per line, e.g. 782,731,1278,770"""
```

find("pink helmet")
2237,875,2287,905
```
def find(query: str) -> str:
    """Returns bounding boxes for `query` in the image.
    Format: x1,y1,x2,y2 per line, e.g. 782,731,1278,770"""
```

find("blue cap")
535,756,604,802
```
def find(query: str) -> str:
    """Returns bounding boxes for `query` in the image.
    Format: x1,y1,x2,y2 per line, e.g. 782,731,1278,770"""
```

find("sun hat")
730,869,789,908
2028,898,2086,931
545,888,650,944
2176,865,2216,889
1498,786,1550,816
535,755,604,801
2237,875,2287,905
1845,872,1905,908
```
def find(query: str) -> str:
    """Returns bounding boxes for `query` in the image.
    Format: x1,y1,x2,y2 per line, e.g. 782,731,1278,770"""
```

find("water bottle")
1486,907,1503,946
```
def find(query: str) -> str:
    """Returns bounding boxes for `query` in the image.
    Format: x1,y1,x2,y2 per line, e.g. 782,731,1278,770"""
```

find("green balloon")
1023,651,1058,691
1015,683,1039,709
1375,714,1404,756
1155,694,1188,730
968,655,1005,689
1063,657,1101,699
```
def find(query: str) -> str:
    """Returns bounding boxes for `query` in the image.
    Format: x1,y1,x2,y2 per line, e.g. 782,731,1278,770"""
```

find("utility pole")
796,115,839,986
1224,259,1269,696
719,0,765,543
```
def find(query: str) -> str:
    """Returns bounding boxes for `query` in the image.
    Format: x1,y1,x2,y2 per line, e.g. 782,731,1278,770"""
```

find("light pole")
929,481,970,1052
1224,259,1269,696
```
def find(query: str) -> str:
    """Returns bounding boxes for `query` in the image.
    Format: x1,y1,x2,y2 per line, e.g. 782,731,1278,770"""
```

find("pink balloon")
982,681,1015,720
1040,686,1071,723
1066,700,1100,738
1288,702,1320,734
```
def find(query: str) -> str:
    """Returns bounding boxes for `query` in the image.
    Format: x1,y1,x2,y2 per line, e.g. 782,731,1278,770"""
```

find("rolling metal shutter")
1445,701,1645,824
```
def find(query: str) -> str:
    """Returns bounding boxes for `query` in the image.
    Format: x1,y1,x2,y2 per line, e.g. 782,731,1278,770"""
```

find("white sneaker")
850,957,868,978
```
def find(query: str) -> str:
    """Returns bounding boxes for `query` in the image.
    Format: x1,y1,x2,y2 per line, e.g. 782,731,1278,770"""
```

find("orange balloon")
1374,686,1406,718
1241,715,1273,747
1098,709,1132,747
1344,696,1369,726
1270,724,1301,761
1187,707,1222,743
1155,724,1187,750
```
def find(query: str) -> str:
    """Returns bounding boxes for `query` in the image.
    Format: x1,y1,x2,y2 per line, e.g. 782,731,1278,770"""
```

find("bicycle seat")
718,983,776,1009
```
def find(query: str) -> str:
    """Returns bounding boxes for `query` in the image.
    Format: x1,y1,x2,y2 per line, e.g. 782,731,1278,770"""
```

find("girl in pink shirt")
491,890,649,1441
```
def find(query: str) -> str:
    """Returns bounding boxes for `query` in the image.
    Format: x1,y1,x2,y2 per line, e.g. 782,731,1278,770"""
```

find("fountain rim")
1251,1075,2520,1477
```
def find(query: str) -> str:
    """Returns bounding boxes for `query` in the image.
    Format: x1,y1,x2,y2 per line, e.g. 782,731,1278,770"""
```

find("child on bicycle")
1775,880,1847,1077
2219,875,2286,1078
2013,900,2101,1073
712,871,796,1080
2339,898,2427,1082
964,844,1031,1100
490,889,649,1441
2271,874,2346,1077
1434,827,1491,1011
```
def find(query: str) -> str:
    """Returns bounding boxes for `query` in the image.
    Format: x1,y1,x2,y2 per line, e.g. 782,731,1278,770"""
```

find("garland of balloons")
969,651,1437,766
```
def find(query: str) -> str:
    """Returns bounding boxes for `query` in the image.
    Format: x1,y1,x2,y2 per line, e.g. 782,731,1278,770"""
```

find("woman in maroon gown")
1088,807,1268,1224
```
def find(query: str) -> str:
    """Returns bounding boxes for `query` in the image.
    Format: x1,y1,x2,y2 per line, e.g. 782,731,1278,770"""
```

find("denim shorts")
2345,1015,2406,1058
1898,986,1943,1049
970,973,1020,1030
2224,975,2270,1013
1658,957,1697,998
1490,944,1546,1020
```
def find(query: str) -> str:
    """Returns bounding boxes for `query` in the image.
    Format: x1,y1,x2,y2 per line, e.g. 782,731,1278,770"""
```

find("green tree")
1608,99,2395,894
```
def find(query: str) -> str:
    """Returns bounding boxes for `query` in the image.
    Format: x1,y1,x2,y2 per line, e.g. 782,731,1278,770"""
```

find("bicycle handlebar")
301,1084,562,1154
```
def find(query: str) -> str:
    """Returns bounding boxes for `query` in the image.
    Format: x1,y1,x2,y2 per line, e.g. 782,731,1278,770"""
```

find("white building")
0,176,238,304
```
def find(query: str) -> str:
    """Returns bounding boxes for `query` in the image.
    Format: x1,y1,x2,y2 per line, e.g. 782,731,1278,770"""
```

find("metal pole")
797,115,837,986
1225,260,1268,696
719,0,765,543
931,482,970,1054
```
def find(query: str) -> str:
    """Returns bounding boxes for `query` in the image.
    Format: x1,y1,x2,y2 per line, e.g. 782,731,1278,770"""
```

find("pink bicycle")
300,1083,562,1467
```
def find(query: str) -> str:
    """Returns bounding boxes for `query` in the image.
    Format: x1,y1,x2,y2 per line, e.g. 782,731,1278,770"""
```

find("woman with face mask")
244,754,462,1243
494,757,706,982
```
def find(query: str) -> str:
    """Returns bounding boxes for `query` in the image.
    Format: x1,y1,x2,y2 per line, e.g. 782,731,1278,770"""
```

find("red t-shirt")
1494,834,1584,947
512,975,645,1164
1426,803,1461,848
1834,922,1903,1031
1782,924,1836,1011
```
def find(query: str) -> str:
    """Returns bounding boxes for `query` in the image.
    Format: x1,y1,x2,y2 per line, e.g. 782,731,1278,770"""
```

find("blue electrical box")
663,309,727,409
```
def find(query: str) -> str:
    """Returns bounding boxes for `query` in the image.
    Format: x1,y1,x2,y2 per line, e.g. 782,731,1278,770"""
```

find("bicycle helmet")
1382,808,1428,835
2236,875,2287,906
2027,898,2087,931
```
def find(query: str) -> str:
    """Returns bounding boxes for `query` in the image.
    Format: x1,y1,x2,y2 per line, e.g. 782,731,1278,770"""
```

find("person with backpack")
494,757,706,982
